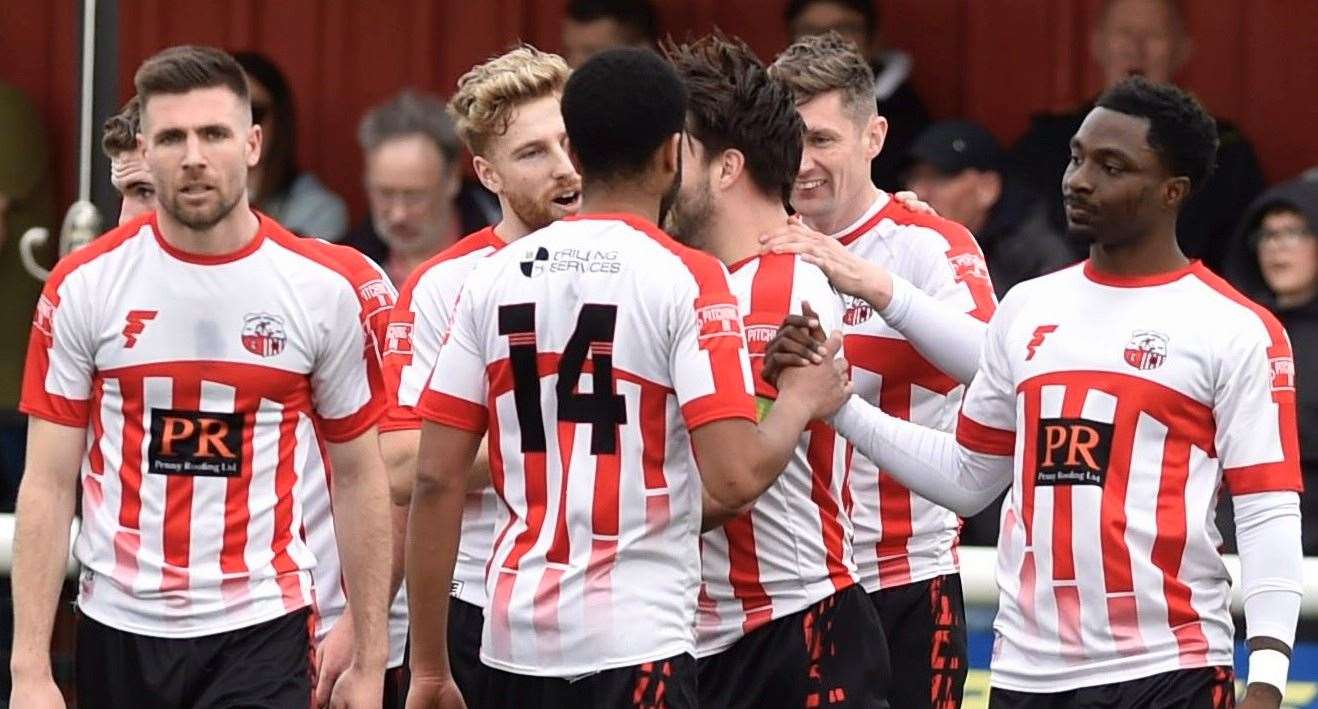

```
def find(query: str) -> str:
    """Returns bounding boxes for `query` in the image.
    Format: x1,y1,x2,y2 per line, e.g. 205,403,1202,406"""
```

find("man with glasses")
343,90,499,283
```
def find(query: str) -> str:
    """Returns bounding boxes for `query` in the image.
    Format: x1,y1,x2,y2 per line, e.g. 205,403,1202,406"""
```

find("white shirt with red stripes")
956,261,1302,692
292,242,410,667
382,227,505,611
835,192,997,591
696,253,857,656
416,213,757,677
21,212,384,638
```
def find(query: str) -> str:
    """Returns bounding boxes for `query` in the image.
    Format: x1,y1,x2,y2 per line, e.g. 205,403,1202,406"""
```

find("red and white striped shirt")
292,242,411,667
382,227,505,610
959,261,1302,692
697,253,857,656
21,212,384,638
838,192,996,590
416,214,757,677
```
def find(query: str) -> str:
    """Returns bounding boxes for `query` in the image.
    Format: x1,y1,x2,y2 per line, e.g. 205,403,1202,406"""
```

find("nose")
550,142,576,181
1062,159,1092,197
798,149,817,177
182,132,206,171
386,199,410,225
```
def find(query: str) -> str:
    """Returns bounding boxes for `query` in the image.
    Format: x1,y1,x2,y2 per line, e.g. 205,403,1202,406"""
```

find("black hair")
566,0,659,44
784,0,878,37
561,47,687,184
1096,76,1218,195
232,51,299,201
664,34,803,206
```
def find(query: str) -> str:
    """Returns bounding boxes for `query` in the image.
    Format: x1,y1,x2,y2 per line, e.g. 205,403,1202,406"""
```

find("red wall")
3,0,1316,223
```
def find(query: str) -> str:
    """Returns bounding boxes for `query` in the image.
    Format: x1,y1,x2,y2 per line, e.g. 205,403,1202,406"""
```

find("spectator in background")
1233,178,1318,553
1012,0,1264,280
343,90,499,284
101,97,158,225
233,51,349,239
561,0,658,69
785,0,931,193
905,120,1077,297
0,81,54,510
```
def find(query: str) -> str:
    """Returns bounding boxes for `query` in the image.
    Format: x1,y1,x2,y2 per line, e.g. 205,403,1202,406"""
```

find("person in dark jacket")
1234,178,1318,553
1010,0,1264,278
784,0,931,193
905,120,1078,298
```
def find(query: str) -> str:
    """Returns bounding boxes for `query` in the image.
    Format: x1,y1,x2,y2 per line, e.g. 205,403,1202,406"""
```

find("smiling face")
792,89,884,233
1062,107,1176,246
474,94,581,234
140,85,259,232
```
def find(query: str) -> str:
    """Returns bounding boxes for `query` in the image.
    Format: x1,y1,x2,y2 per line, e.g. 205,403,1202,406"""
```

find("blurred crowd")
3,0,1316,549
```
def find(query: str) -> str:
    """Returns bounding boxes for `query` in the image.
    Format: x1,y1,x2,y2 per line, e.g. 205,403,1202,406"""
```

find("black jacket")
978,178,1082,297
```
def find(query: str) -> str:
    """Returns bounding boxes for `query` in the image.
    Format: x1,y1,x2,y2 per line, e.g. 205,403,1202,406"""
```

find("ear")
978,171,1003,210
717,149,745,192
865,114,888,161
246,123,263,169
660,132,682,176
473,155,502,195
1163,175,1191,211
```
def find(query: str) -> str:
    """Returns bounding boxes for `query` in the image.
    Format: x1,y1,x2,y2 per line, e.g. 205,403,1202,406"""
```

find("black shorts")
482,652,696,708
699,584,890,708
871,572,968,709
988,666,1235,708
76,607,312,709
448,596,487,707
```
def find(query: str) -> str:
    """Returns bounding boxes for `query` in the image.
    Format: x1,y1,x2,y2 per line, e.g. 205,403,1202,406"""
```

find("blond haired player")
379,45,579,706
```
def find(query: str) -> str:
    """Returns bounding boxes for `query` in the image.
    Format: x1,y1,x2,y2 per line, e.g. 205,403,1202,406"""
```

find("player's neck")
493,210,532,243
709,192,789,267
803,182,881,236
578,182,661,225
156,198,260,256
1088,223,1189,277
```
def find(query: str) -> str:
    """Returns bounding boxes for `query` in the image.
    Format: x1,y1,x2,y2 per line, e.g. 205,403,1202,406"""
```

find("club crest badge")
241,313,287,357
1123,330,1168,370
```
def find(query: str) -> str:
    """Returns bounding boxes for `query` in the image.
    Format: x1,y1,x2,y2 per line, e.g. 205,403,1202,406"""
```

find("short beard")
163,186,240,231
505,187,559,234
666,180,714,250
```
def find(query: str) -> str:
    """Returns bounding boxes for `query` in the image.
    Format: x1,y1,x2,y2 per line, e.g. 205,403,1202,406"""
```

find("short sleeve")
669,261,757,430
381,266,461,432
914,223,997,324
311,282,385,442
1217,322,1302,495
415,284,489,434
956,303,1016,456
20,276,95,427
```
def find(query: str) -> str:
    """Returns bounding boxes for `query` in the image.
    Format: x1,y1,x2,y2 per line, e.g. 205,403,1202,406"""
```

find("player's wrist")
1247,647,1290,697
10,655,54,682
858,265,893,310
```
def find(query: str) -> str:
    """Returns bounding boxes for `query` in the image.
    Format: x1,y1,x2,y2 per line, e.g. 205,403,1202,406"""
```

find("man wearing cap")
905,120,1077,297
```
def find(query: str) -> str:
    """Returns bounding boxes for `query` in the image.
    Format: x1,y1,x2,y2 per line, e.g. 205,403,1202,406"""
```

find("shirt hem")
76,597,309,639
480,641,693,678
988,655,1234,693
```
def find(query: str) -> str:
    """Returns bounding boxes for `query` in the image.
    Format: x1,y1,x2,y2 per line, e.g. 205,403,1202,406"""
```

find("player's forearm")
405,472,465,679
703,397,813,528
831,396,1010,516
9,472,76,678
875,274,986,385
332,455,392,671
1235,491,1302,696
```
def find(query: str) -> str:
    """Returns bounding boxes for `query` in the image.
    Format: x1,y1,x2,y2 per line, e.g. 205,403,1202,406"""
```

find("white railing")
2,515,1313,618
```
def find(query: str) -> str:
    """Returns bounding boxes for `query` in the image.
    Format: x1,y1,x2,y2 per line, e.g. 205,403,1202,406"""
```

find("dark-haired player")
403,47,850,709
775,77,1302,708
101,97,158,225
12,45,392,708
664,34,888,708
